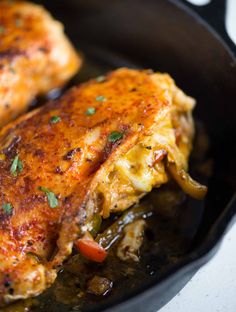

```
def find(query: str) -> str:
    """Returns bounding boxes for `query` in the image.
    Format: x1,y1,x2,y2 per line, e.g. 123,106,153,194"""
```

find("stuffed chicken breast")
0,0,81,127
0,68,206,305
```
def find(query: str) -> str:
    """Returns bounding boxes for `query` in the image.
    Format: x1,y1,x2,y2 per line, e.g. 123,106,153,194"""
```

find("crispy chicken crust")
0,0,81,127
0,68,195,304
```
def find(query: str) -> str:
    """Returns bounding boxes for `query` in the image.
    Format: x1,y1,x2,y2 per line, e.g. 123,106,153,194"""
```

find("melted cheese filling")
90,76,196,218
95,109,193,218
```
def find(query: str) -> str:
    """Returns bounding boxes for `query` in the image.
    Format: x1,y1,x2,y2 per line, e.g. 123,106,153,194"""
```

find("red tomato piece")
75,238,107,263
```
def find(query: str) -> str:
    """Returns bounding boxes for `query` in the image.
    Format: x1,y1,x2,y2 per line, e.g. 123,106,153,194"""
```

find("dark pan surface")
8,0,236,311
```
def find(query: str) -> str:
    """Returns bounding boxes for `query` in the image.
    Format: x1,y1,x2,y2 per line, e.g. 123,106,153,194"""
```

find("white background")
160,224,236,312
160,1,236,312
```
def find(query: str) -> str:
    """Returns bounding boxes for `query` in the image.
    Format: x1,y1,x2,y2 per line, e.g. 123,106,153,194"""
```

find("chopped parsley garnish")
96,95,106,102
15,19,22,27
0,25,5,34
50,115,61,124
2,203,13,215
85,107,96,116
10,155,23,177
38,186,58,208
108,131,123,143
96,76,106,83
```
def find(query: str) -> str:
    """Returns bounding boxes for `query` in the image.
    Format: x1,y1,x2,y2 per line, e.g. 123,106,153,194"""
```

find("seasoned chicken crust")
0,68,196,304
0,0,81,127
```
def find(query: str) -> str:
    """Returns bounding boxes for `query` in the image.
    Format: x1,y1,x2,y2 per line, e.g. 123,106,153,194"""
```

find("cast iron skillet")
31,0,236,311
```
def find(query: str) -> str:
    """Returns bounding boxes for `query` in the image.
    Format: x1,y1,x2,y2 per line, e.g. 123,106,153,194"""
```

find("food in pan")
0,0,80,127
0,68,207,305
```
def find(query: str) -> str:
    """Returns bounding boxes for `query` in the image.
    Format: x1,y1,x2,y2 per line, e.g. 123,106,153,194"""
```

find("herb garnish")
85,107,96,116
108,131,123,143
38,186,58,208
96,76,106,83
96,95,106,102
2,203,13,215
10,155,23,177
50,116,61,124
0,25,5,35
15,19,22,27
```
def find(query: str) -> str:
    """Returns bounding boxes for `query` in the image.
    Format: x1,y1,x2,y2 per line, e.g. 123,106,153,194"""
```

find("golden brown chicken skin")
0,0,81,127
0,68,206,305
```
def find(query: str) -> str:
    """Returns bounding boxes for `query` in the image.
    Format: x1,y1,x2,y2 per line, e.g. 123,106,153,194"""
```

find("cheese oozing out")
85,73,196,219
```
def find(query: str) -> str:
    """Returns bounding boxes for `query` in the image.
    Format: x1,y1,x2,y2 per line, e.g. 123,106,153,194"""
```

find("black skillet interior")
26,0,236,311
